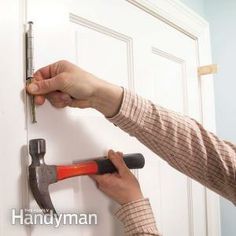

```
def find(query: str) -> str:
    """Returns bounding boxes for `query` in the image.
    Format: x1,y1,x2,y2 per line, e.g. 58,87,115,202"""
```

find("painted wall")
181,1,236,236
205,1,236,236
180,0,205,17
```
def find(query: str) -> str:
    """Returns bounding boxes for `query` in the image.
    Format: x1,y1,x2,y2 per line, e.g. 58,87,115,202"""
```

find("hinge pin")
26,21,37,123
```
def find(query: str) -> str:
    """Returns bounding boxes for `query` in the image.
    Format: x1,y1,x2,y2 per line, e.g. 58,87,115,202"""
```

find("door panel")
149,48,189,235
26,0,207,235
72,16,130,88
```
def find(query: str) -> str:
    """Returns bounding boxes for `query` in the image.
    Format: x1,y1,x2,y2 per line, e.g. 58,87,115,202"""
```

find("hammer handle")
56,153,145,181
96,153,145,174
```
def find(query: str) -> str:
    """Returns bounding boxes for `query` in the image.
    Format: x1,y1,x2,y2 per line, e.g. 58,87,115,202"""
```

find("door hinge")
26,21,37,123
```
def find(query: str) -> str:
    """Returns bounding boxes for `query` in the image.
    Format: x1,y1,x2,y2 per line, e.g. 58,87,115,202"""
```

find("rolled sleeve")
108,88,149,136
115,198,161,236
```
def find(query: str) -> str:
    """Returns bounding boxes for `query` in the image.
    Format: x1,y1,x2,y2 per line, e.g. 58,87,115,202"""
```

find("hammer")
28,139,145,216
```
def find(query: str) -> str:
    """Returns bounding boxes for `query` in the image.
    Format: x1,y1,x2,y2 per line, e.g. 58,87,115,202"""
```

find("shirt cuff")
115,198,160,235
107,88,150,136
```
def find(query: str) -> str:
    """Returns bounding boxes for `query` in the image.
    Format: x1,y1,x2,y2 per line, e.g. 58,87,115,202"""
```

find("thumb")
27,75,62,95
108,150,129,176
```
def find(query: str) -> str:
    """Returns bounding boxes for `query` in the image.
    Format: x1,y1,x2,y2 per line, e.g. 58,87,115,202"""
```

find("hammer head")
29,139,58,216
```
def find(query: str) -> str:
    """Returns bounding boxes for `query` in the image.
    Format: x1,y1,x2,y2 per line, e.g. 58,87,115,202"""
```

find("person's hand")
26,60,123,117
90,150,144,205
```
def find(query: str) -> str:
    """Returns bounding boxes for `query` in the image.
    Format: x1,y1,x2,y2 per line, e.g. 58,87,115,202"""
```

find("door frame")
127,1,220,236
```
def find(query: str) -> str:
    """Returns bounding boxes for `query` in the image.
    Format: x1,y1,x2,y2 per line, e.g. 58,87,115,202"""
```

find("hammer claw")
30,182,58,216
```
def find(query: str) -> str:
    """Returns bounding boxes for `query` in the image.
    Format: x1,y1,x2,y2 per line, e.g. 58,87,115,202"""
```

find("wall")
181,1,236,236
205,1,236,236
180,0,205,16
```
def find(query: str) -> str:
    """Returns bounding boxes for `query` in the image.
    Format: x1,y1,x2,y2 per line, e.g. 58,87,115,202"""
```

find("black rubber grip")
95,153,145,174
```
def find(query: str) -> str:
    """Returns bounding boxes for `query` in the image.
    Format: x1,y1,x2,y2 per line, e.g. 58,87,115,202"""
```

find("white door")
0,0,219,236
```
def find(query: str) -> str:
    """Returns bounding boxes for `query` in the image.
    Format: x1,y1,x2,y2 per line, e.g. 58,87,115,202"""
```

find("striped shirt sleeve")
108,88,236,205
115,198,161,235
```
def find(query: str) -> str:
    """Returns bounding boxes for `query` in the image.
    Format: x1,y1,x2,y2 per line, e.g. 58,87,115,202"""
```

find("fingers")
33,61,61,80
89,173,114,188
27,75,64,95
34,95,46,105
46,91,73,108
34,92,71,107
27,70,46,105
89,149,129,183
89,174,103,182
108,150,129,176
34,66,52,81
27,60,70,95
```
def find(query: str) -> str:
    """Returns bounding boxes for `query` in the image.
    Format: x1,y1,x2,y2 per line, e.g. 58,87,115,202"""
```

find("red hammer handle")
56,153,145,181
57,161,98,180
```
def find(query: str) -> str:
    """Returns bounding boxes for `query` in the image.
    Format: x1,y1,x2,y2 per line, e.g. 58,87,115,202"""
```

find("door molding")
127,0,208,38
127,1,220,236
69,13,135,91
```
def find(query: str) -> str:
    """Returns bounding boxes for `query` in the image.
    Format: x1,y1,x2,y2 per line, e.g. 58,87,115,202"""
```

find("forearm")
115,198,161,236
91,79,123,117
95,88,236,204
